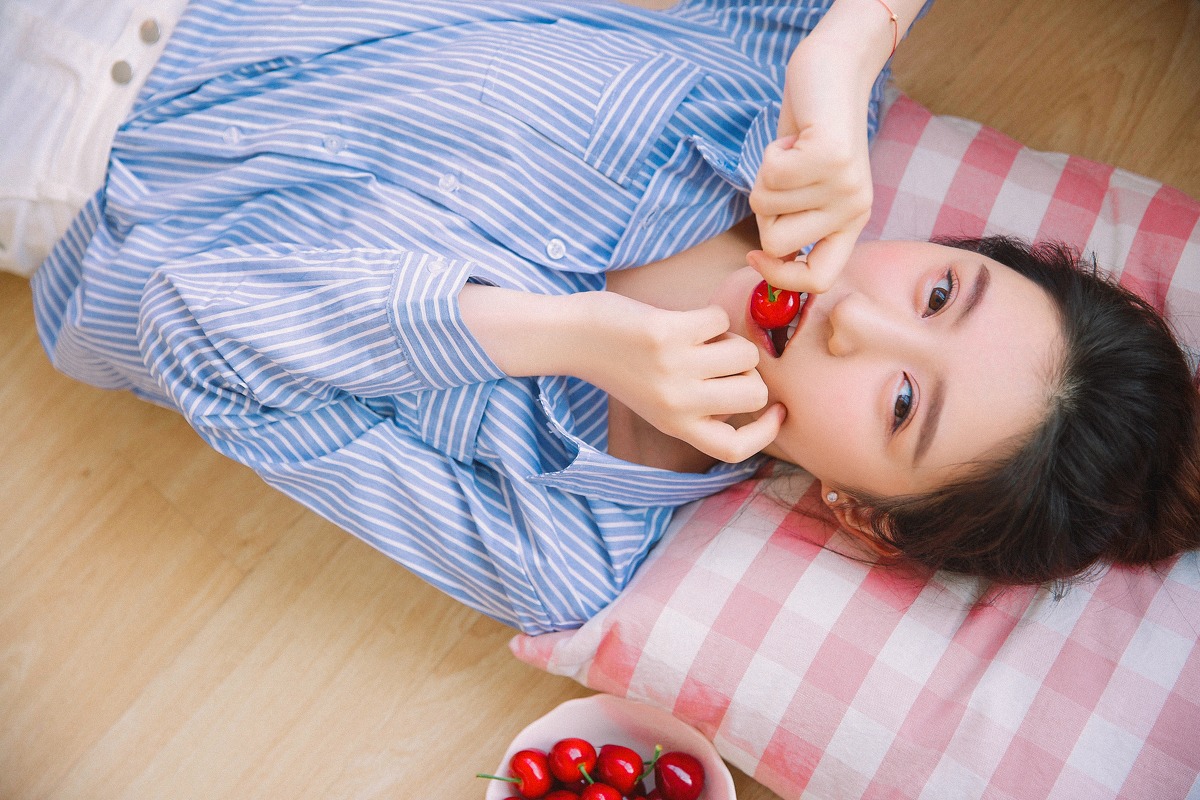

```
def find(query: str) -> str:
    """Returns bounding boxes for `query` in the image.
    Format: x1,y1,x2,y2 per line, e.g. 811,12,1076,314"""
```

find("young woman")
30,0,1200,634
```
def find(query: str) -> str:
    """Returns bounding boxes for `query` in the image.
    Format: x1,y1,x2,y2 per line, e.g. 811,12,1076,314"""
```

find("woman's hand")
572,292,785,465
750,35,875,294
459,285,784,464
751,0,925,293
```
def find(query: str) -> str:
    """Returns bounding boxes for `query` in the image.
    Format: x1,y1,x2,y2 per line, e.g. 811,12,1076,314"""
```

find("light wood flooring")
2,1,1196,797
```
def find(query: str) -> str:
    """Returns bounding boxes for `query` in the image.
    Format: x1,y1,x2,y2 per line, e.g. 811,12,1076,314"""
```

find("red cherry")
579,784,623,800
545,791,581,800
750,280,800,329
594,744,644,796
654,751,705,800
548,737,598,784
476,748,553,799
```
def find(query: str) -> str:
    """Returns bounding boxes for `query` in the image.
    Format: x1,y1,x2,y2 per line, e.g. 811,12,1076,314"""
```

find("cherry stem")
475,773,520,784
637,744,664,783
578,763,595,784
767,284,780,303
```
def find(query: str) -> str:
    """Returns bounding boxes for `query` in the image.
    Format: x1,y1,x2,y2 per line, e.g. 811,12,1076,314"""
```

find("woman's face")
714,240,1064,498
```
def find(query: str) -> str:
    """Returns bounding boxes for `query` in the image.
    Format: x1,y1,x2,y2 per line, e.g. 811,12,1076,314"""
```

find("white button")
323,134,344,154
427,258,448,274
438,173,459,193
139,19,161,45
545,238,567,260
223,126,241,144
111,60,133,85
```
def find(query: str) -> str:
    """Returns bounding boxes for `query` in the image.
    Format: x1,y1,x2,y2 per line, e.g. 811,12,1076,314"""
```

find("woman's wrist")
458,283,590,379
807,0,925,83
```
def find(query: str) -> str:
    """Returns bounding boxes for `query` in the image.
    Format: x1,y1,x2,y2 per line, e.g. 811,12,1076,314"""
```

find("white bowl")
484,693,735,799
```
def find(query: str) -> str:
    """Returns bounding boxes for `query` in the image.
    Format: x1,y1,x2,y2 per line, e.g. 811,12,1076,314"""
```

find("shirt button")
139,19,161,45
323,134,344,154
545,238,567,260
223,126,241,144
438,173,459,193
427,258,448,274
111,60,133,85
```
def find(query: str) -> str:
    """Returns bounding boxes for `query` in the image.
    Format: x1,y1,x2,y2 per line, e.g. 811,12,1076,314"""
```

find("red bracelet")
874,0,899,59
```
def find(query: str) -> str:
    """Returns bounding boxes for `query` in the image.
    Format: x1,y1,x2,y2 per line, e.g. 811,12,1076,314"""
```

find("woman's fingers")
756,207,830,259
664,331,766,413
753,154,867,205
803,229,859,294
693,332,760,378
757,182,871,246
675,304,733,345
752,206,867,294
749,182,832,218
687,402,787,464
696,370,770,416
755,136,855,193
747,248,822,296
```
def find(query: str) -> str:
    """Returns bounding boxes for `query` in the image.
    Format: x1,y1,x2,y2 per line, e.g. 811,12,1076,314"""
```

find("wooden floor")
1,1,1196,798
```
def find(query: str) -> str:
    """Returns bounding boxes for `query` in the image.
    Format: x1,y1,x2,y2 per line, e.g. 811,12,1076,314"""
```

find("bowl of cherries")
479,694,735,800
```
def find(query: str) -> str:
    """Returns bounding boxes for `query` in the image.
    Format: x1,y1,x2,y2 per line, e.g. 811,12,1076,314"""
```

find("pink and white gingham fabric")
511,93,1200,800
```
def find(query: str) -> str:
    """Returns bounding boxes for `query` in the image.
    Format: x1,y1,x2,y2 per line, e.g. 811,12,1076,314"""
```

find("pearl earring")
826,491,839,504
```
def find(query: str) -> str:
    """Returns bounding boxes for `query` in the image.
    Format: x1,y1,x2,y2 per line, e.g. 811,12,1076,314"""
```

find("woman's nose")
826,293,925,358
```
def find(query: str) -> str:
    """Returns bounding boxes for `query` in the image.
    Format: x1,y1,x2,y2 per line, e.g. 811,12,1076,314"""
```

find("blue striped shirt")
32,0,892,633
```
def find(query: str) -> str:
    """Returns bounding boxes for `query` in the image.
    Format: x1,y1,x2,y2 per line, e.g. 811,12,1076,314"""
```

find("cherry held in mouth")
750,280,800,330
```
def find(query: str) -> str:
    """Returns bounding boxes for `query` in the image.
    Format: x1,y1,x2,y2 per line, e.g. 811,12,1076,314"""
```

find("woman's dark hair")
847,235,1200,588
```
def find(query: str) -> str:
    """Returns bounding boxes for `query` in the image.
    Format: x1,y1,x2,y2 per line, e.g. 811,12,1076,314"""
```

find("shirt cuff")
692,103,778,196
736,105,779,193
389,251,506,390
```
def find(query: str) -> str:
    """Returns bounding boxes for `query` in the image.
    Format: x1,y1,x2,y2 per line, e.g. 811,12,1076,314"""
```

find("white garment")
0,0,187,276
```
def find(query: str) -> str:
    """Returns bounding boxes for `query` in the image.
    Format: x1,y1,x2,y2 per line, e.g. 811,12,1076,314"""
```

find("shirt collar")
530,376,762,506
530,441,763,506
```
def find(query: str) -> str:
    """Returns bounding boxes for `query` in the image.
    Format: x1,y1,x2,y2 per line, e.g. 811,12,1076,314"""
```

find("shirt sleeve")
137,243,505,411
136,243,494,469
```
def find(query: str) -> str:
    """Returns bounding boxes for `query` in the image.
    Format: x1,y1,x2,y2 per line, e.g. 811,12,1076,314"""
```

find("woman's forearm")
457,283,720,388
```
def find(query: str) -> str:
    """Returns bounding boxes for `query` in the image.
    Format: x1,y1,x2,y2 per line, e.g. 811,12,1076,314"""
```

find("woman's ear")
820,481,899,559
819,481,873,536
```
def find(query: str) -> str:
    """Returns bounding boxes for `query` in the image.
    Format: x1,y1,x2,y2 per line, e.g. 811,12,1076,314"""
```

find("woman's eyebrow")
953,262,991,328
913,263,991,466
913,376,945,467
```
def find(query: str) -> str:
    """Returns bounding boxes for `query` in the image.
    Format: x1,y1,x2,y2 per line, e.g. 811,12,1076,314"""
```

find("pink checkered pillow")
511,93,1200,800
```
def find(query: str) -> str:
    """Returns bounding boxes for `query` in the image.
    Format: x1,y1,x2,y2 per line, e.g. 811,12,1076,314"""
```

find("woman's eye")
892,375,914,432
924,269,957,316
